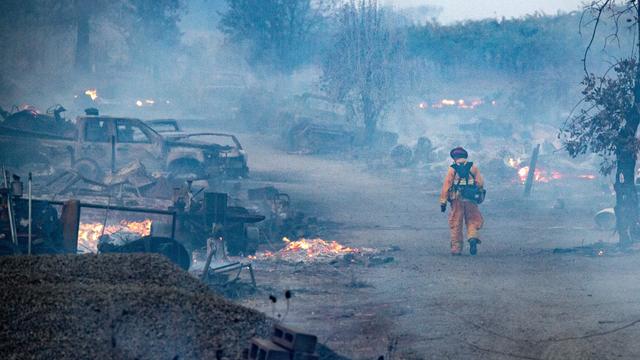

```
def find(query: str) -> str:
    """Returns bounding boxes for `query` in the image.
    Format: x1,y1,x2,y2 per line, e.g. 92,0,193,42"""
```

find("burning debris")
251,237,379,264
505,156,597,184
418,98,496,110
84,88,98,101
516,166,563,184
77,219,152,253
135,99,156,107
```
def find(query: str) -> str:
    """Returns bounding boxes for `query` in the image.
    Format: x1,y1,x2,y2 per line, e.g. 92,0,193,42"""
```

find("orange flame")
280,236,355,257
78,219,152,253
517,166,557,184
84,89,98,101
422,98,487,110
250,237,375,263
578,174,596,180
507,157,522,169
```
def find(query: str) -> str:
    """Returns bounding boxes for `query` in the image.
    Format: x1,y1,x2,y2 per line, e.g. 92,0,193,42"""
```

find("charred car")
0,110,248,180
279,93,355,153
146,119,248,178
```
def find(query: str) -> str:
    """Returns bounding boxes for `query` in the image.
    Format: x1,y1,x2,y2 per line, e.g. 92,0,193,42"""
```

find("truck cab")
74,115,248,180
74,116,166,180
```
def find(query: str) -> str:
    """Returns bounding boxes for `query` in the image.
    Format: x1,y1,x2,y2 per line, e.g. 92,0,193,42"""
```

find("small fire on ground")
506,158,596,184
418,98,496,110
78,219,152,253
250,237,377,263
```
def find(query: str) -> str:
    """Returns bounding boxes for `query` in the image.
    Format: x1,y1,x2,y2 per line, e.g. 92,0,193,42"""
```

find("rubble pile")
0,253,272,359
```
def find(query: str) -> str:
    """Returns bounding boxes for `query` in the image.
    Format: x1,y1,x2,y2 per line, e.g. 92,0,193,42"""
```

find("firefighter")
439,147,485,255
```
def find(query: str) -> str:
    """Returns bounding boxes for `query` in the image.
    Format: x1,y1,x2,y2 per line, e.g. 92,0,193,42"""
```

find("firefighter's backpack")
451,162,486,204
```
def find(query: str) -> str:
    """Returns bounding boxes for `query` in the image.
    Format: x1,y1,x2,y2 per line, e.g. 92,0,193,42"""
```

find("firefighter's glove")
440,203,447,213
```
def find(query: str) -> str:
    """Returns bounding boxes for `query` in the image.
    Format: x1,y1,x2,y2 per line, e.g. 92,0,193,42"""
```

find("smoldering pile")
251,237,394,266
0,253,272,359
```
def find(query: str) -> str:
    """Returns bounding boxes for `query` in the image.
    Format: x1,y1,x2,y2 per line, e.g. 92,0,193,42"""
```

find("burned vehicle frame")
146,119,248,178
0,109,249,181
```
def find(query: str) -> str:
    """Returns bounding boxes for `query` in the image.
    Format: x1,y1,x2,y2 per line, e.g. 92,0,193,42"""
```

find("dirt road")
206,128,640,359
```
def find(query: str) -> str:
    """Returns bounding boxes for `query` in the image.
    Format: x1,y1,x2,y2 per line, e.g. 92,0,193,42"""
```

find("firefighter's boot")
469,238,481,255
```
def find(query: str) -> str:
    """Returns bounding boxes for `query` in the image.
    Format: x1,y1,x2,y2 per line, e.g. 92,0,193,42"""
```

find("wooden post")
201,237,215,281
28,172,32,255
524,144,540,197
111,135,116,175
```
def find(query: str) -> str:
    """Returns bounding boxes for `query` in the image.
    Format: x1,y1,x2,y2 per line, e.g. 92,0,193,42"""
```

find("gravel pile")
0,253,272,360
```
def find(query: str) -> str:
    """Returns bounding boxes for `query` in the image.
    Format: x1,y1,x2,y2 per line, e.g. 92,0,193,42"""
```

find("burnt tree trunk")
614,4,640,246
363,104,376,145
614,147,638,246
362,88,377,145
74,14,90,72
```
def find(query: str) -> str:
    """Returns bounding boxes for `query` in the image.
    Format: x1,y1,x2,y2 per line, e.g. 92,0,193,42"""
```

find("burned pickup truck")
0,110,248,180
145,119,248,178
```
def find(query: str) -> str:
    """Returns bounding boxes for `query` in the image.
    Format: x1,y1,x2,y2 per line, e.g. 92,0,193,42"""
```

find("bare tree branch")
582,0,611,76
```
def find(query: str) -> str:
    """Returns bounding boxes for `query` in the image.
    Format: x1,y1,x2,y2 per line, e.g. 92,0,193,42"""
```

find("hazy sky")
384,0,584,23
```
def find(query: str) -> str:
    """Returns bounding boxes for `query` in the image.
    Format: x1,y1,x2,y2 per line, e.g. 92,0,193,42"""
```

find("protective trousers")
448,199,484,254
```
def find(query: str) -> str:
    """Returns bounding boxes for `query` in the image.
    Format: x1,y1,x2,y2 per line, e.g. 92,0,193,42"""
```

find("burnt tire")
169,159,205,181
73,158,103,182
595,208,616,231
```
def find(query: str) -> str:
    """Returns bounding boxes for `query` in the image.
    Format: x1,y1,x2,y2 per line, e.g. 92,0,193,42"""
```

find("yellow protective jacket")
439,162,484,204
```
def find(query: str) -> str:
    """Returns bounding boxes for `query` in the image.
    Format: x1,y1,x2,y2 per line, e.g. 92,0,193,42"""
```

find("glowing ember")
515,166,589,183
135,99,156,107
517,166,529,183
517,166,554,184
250,237,377,263
578,174,596,180
551,171,563,180
421,98,488,110
84,89,98,101
507,157,522,169
78,219,152,253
